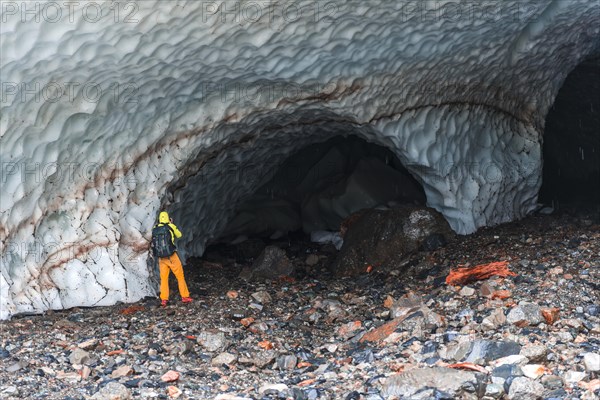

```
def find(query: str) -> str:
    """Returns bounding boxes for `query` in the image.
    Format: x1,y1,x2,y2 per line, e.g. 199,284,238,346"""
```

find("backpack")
152,224,176,258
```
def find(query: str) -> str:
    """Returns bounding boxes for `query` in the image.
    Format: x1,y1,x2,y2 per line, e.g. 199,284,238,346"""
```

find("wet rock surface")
0,210,599,399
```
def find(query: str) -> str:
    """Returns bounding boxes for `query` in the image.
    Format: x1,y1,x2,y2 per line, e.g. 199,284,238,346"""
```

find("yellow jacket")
155,211,182,243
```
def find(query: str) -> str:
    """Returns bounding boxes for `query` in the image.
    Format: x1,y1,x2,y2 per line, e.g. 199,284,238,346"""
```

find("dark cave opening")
540,56,600,208
203,135,426,257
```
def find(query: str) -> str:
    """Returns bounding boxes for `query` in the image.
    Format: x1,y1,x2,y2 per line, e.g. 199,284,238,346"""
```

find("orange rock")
298,378,316,387
258,340,273,350
338,321,362,337
446,261,516,285
120,305,144,315
226,290,238,299
240,317,255,327
383,295,395,309
161,370,180,382
360,318,403,343
297,361,312,368
106,349,125,356
167,385,182,398
366,265,373,273
491,290,512,300
447,363,488,373
541,307,560,325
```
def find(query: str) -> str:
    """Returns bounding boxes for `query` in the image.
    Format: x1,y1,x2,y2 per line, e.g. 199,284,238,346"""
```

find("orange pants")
159,252,190,301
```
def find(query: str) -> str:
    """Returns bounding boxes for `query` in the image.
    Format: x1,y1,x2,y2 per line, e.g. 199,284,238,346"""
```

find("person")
151,211,192,306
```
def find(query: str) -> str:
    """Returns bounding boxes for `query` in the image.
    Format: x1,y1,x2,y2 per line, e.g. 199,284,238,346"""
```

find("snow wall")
1,0,599,319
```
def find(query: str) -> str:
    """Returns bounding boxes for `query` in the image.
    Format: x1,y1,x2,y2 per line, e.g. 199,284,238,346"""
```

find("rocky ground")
0,207,599,400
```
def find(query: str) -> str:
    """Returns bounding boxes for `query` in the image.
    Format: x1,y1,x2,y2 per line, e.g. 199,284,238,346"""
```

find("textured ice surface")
1,1,599,319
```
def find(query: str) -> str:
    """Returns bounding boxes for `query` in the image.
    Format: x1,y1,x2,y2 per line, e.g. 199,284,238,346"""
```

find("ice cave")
1,1,599,319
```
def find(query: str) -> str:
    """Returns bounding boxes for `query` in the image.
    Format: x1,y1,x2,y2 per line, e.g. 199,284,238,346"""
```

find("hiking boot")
182,297,192,304
161,300,168,307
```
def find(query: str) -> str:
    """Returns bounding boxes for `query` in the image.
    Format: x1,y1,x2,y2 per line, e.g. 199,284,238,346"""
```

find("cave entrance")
540,56,600,209
203,135,426,261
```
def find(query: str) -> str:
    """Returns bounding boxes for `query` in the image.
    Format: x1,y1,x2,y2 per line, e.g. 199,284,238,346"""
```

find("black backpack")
152,224,176,258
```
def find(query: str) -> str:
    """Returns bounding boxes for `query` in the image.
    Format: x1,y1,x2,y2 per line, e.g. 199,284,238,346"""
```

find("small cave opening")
200,135,426,268
540,55,600,211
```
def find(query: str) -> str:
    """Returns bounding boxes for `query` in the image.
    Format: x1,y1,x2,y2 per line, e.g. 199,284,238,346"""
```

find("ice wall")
1,1,599,319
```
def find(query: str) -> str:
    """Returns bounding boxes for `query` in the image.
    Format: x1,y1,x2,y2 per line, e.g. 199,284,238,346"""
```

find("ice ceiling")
1,1,599,319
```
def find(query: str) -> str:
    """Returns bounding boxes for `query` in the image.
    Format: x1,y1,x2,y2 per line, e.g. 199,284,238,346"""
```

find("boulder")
382,367,484,399
333,206,453,276
241,246,293,280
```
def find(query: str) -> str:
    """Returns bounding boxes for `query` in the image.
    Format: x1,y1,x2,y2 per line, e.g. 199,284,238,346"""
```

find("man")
151,211,192,306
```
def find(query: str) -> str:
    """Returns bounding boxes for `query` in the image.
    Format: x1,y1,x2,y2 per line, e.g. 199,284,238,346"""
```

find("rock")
111,365,133,378
161,370,180,382
519,345,548,363
563,370,586,385
78,338,99,349
485,383,505,399
245,350,277,369
5,360,27,373
444,341,473,361
90,382,132,400
333,206,453,276
166,386,182,398
521,364,548,379
251,290,272,304
465,340,521,364
507,377,544,400
305,254,319,266
382,367,483,399
276,354,298,370
337,321,362,339
492,355,529,367
459,286,476,296
507,303,543,326
258,383,289,395
481,308,507,330
245,246,293,280
69,348,91,365
582,352,599,372
211,352,237,366
541,375,563,390
197,330,228,352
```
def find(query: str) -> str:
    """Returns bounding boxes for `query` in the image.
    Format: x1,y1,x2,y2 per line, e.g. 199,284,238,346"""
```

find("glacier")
1,0,599,319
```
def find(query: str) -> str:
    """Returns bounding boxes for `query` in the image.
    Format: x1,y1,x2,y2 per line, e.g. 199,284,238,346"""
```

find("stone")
69,348,91,365
334,206,453,276
161,370,180,382
382,367,483,399
111,365,133,379
249,350,277,369
251,290,272,304
582,352,599,372
507,303,543,326
459,286,476,296
465,340,521,364
277,354,298,370
90,382,132,400
246,246,294,280
481,308,507,330
507,377,544,400
211,352,237,366
541,375,563,390
305,254,319,266
563,370,586,385
197,330,228,352
519,345,548,363
521,364,548,379
484,383,504,399
258,383,290,395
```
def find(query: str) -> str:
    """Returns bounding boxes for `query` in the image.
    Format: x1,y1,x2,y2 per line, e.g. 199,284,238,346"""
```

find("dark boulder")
333,206,453,276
